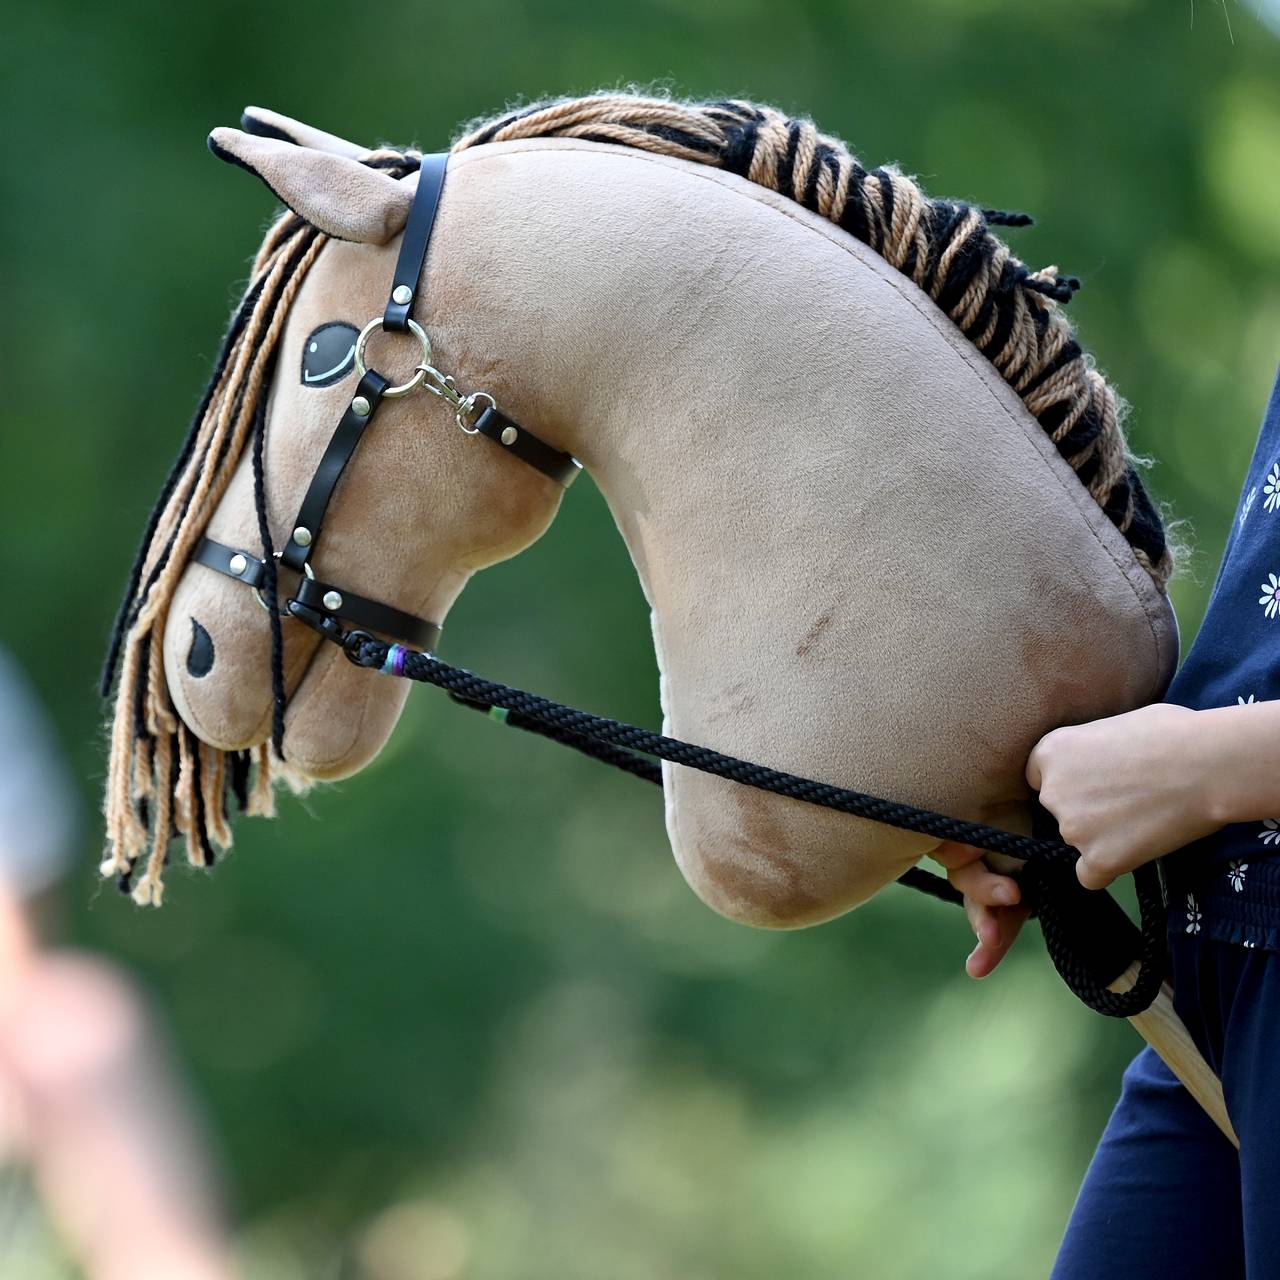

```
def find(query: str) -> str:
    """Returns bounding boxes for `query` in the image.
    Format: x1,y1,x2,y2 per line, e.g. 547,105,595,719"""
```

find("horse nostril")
187,618,215,678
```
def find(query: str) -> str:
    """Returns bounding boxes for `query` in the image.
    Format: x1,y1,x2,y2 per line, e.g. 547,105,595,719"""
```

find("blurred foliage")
2,0,1279,1275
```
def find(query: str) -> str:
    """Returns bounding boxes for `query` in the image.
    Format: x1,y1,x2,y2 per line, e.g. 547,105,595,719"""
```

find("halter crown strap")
383,152,449,332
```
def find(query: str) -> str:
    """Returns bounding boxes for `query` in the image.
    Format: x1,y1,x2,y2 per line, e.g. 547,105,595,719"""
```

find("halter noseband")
195,153,581,650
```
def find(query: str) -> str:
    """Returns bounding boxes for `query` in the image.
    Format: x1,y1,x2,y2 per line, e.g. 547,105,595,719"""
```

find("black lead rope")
289,604,1167,1018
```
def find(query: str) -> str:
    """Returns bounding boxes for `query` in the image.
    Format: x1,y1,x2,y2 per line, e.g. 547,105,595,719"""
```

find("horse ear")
207,127,412,244
240,107,369,160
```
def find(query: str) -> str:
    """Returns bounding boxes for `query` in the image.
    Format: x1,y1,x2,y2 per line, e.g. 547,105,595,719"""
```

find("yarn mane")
99,98,1171,906
454,95,1171,588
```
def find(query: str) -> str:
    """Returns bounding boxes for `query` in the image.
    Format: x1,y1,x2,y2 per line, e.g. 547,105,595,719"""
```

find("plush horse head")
101,95,1177,916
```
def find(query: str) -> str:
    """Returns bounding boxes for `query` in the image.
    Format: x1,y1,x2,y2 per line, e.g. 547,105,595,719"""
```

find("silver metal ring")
353,317,431,398
254,553,315,616
456,391,496,436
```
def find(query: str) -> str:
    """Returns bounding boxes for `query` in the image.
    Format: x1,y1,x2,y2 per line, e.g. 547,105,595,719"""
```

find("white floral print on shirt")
1242,486,1259,527
1261,573,1280,619
1265,463,1280,512
1239,694,1257,705
1260,818,1280,846
1185,894,1202,934
1228,860,1249,891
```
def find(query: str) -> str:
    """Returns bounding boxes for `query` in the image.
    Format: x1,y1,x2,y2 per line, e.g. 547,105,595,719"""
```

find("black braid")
250,351,287,757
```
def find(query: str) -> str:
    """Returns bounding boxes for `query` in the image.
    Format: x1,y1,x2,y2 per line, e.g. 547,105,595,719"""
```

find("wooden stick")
1110,961,1238,1147
978,853,1237,1146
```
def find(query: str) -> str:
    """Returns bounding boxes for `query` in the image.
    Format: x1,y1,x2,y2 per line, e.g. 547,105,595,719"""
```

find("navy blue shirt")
1164,368,1280,949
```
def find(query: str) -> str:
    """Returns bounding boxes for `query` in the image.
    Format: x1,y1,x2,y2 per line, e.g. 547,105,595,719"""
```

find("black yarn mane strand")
781,120,803,201
229,749,251,813
184,724,217,868
248,348,287,757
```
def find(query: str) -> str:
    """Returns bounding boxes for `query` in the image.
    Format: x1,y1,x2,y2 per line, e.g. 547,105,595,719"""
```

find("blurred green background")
3,0,1279,1276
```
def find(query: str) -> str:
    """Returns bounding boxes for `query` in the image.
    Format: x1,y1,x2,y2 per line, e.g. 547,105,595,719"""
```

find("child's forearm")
1196,701,1280,826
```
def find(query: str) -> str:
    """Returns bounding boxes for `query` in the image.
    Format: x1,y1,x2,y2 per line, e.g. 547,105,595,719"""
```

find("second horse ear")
207,127,413,244
240,107,369,160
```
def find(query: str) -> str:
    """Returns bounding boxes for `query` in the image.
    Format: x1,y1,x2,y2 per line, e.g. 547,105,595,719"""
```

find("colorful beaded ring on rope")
381,644,410,677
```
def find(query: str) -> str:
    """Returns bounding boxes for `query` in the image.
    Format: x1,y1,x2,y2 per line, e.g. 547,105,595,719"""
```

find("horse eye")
301,322,359,388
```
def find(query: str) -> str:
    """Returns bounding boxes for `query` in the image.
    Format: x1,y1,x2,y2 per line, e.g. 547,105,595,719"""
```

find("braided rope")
356,634,1163,1017
454,95,1172,588
450,692,965,908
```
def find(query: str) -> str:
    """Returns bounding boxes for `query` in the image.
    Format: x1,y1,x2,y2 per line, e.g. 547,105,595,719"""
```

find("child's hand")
1027,703,1221,891
930,842,1029,978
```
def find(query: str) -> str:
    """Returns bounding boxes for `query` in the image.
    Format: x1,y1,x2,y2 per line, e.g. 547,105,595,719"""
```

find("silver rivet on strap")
292,527,312,548
500,425,518,446
391,284,413,306
228,553,248,576
352,395,371,417
322,590,343,612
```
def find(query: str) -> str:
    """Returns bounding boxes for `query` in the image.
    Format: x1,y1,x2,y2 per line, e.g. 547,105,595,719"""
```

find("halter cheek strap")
280,368,388,574
193,151,580,648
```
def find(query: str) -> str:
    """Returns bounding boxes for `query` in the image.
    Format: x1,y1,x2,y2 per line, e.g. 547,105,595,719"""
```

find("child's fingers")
964,902,1031,979
1075,847,1122,891
930,840,986,871
932,841,1021,906
964,898,999,950
948,858,1021,907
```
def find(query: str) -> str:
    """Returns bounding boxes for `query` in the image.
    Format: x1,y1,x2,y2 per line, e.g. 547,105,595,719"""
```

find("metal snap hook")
455,391,496,436
353,316,431,398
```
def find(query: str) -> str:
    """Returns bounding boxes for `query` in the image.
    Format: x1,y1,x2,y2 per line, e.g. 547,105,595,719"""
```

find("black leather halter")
195,154,580,649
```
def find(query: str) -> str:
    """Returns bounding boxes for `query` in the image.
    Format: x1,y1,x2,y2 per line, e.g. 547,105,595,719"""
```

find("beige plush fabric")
164,137,1176,927
207,129,411,244
239,107,371,160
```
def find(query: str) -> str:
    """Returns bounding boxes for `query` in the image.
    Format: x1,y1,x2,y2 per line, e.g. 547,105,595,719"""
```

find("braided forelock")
452,93,1173,588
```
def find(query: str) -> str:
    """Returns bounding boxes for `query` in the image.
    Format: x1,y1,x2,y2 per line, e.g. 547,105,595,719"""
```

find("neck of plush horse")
432,141,1171,928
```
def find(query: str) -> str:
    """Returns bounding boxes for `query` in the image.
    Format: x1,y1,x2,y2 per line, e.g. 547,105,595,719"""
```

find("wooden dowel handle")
1111,961,1238,1148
